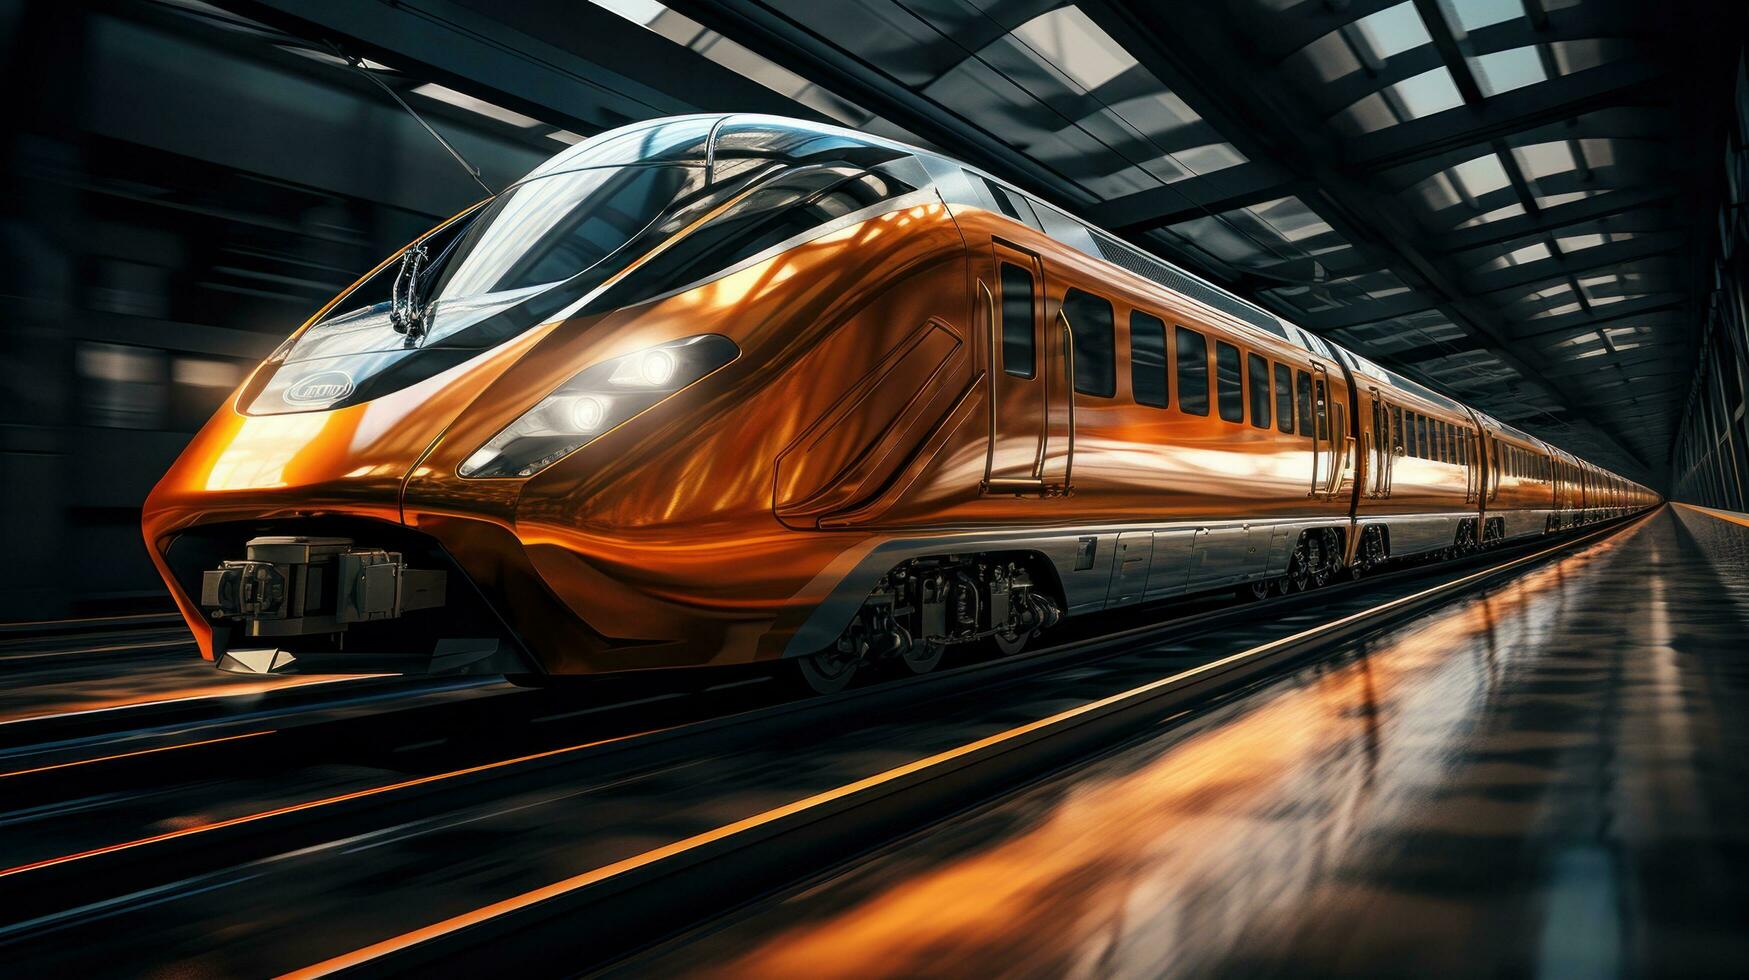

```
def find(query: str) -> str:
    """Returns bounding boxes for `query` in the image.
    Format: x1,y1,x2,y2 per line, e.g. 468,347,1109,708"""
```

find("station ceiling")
221,0,1744,483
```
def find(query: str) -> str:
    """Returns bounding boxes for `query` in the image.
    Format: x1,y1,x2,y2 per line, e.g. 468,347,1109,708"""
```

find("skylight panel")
1011,5,1139,93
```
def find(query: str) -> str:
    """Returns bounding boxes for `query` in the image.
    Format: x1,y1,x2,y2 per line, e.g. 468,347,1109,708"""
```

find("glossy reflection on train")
140,114,1658,691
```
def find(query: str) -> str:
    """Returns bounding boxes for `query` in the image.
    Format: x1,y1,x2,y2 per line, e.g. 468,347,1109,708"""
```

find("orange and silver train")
143,114,1659,691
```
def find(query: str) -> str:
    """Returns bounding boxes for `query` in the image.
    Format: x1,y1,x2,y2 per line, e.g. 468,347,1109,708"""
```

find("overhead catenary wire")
322,39,497,198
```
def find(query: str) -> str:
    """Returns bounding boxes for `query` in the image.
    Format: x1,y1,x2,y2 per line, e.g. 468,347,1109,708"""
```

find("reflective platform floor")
623,506,1749,977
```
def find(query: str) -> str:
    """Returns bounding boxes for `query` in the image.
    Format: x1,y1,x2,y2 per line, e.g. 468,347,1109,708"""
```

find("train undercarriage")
802,555,1062,694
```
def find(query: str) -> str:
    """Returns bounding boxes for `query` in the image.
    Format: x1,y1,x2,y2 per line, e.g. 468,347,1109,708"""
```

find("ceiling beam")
666,0,1101,208
1467,236,1683,294
1344,61,1667,173
1438,186,1678,251
1366,336,1488,365
220,0,800,134
1410,0,1485,105
1507,295,1689,340
1293,294,1442,330
1087,161,1301,232
1246,0,1403,62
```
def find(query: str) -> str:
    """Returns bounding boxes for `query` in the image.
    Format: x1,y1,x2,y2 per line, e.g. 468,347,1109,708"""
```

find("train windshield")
244,117,923,414
278,162,710,363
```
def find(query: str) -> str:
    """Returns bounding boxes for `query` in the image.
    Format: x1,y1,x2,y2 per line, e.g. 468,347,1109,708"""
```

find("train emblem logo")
285,371,356,404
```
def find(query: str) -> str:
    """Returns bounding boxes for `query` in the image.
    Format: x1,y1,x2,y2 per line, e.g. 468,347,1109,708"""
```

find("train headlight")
459,334,738,479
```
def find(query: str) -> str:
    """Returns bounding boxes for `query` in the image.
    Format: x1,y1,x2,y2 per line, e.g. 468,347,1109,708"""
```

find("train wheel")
990,629,1029,656
899,638,947,674
793,648,859,695
1308,533,1335,589
1237,578,1271,601
1286,542,1312,593
1354,526,1385,578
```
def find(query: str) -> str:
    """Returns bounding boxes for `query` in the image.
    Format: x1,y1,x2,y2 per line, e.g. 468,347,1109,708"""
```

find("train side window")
1216,342,1243,423
1437,422,1449,462
1246,353,1270,429
970,175,1043,229
618,164,919,305
1062,289,1115,397
1033,202,1102,255
1417,414,1429,459
1390,405,1404,453
973,174,1021,221
1002,189,1041,228
998,263,1035,379
1296,371,1313,436
1313,377,1328,439
1176,326,1209,416
1274,363,1293,433
1129,310,1168,408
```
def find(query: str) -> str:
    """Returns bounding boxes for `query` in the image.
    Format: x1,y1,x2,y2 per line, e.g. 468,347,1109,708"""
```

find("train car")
142,113,1656,692
1549,446,1580,532
1478,416,1556,545
1338,349,1485,564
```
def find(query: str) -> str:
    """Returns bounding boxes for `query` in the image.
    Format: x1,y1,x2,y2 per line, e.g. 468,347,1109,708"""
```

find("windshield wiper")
389,244,430,342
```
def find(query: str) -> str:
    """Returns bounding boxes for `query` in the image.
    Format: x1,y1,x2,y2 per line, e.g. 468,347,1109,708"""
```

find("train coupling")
200,536,446,640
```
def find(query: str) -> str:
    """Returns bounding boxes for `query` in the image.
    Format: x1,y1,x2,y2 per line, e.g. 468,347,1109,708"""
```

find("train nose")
146,331,546,530
143,333,547,665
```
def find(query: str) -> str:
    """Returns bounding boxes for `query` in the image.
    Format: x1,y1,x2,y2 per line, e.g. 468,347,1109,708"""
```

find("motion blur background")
0,0,564,618
3,0,1747,620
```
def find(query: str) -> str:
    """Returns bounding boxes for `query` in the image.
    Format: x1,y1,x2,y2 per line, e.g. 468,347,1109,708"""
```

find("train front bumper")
196,534,520,676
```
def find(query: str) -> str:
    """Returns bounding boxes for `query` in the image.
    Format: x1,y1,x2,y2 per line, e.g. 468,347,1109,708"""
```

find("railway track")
0,515,1649,975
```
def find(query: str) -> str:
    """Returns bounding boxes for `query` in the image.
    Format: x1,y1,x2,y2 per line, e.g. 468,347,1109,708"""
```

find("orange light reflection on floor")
699,525,1642,979
0,675,377,727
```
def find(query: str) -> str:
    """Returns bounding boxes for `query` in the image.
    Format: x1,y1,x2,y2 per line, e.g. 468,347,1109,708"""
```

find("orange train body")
142,115,1659,680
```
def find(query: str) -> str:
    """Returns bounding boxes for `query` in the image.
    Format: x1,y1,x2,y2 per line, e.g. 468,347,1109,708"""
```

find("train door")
1486,435,1503,505
1366,389,1391,497
1462,424,1480,504
982,242,1068,495
1309,361,1336,498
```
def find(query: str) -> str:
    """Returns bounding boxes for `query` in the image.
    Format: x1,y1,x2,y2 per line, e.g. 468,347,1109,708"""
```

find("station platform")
626,505,1749,977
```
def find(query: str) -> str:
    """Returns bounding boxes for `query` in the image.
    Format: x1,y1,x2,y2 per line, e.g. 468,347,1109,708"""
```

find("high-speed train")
143,114,1658,692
